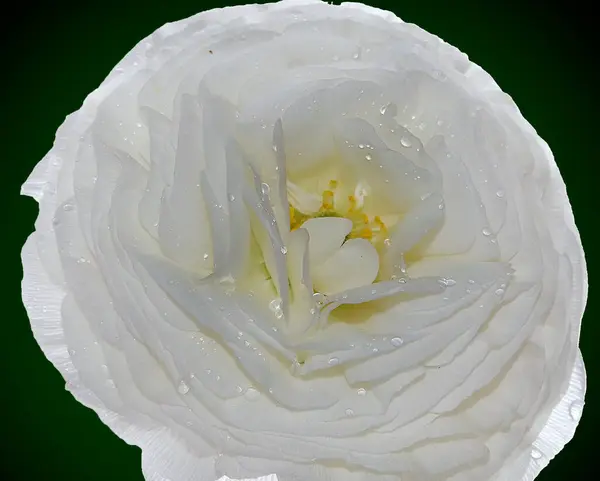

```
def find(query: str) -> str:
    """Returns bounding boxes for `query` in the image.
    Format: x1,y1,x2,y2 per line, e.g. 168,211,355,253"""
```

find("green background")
5,1,596,480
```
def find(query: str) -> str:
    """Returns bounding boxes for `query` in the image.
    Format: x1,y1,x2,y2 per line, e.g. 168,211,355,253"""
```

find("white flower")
21,1,587,481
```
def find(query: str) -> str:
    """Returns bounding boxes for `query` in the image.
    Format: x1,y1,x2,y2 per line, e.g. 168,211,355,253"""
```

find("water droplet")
438,202,445,210
313,292,326,305
345,408,355,417
178,380,190,395
494,288,505,296
272,144,278,152
261,182,271,195
228,194,236,202
391,337,404,347
371,289,377,295
383,238,392,247
280,246,288,255
328,357,339,366
439,277,456,287
365,154,372,161
569,400,583,421
357,388,366,396
400,137,412,148
244,387,261,401
358,143,365,149
432,69,447,81
269,298,282,311
352,52,359,59
436,119,444,126
62,203,74,211
531,448,543,460
482,228,492,236
496,190,505,198
203,253,209,260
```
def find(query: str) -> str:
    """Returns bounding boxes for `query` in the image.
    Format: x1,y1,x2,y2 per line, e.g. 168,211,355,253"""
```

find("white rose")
21,1,587,481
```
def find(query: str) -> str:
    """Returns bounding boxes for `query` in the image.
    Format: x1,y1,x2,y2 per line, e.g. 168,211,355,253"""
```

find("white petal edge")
217,476,278,481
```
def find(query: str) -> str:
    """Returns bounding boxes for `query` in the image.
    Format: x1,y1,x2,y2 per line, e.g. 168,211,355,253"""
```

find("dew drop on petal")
345,408,355,417
482,228,492,236
400,137,412,148
365,154,372,161
569,400,583,421
357,388,367,396
178,380,190,395
495,288,505,296
531,448,543,460
261,182,271,195
496,189,505,198
329,357,339,366
244,387,261,401
391,337,404,347
313,292,326,305
281,246,288,255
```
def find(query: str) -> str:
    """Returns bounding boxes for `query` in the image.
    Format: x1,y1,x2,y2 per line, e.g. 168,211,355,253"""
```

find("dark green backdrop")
5,1,596,480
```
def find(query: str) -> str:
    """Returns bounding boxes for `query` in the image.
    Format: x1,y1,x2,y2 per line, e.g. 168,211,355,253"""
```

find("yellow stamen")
374,215,387,233
357,227,373,239
348,195,357,212
320,190,335,212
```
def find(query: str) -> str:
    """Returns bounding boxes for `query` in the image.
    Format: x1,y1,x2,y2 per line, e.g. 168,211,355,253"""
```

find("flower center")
289,179,390,249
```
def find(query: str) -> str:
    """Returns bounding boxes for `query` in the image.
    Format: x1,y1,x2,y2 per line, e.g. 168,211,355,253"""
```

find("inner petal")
312,238,380,295
301,217,352,263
